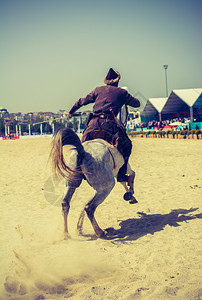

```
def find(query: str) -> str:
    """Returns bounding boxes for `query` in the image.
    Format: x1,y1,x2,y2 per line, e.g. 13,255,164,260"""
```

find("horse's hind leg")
85,187,114,238
62,178,82,238
62,186,74,238
62,150,83,238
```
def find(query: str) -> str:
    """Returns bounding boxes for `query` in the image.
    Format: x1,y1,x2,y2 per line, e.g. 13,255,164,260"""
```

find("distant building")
0,107,9,118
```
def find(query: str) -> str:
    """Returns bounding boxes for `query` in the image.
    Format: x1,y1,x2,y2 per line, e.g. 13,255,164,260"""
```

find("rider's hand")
67,113,72,119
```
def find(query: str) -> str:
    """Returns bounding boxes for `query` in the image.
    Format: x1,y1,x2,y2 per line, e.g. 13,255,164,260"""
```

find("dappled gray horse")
49,128,136,238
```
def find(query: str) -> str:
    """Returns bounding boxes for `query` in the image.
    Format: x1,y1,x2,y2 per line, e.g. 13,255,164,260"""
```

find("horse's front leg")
120,167,137,204
85,189,114,238
121,181,130,193
127,165,135,194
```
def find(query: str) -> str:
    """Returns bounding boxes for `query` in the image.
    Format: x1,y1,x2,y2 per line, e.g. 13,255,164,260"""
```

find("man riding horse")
67,68,140,192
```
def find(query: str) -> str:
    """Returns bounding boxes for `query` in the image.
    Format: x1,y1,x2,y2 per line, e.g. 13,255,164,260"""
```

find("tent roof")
141,88,202,118
172,88,202,107
148,98,167,112
142,97,167,117
162,88,202,114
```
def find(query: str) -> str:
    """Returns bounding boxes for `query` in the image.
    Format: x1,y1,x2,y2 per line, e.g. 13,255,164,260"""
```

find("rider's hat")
104,68,121,85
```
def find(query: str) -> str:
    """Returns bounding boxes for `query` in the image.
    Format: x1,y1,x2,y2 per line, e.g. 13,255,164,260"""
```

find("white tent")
142,98,167,121
173,89,202,107
162,88,202,121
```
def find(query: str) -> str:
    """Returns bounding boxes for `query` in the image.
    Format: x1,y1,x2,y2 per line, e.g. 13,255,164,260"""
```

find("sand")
0,137,201,300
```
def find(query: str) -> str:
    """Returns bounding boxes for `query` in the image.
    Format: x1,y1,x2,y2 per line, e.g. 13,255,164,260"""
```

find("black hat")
104,68,121,85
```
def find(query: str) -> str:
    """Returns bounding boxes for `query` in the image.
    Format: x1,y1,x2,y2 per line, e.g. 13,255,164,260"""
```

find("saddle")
86,129,115,145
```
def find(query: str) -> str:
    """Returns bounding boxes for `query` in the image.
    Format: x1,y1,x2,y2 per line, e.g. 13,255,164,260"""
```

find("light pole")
163,65,168,97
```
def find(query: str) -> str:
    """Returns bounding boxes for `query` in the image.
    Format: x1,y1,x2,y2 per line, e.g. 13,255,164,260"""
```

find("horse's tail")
49,128,85,180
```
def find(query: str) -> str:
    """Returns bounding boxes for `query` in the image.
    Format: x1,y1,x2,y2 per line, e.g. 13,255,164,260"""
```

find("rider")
67,68,140,190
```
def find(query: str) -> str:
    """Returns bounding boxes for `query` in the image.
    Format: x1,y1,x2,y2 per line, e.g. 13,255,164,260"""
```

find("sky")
1,0,202,113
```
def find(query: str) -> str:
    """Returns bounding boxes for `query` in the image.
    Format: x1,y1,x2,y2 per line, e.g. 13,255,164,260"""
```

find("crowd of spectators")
135,117,190,130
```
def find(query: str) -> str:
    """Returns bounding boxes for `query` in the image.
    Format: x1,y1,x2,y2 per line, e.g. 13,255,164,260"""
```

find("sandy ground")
0,136,202,300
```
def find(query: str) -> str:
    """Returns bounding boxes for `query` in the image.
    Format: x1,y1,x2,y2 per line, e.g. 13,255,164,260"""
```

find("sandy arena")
0,137,201,300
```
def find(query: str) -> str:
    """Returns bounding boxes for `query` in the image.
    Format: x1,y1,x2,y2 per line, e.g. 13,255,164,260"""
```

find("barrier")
0,134,52,141
20,134,52,139
2,136,20,140
189,122,202,130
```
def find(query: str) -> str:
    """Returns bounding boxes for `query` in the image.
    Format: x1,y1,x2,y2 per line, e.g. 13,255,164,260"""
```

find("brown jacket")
69,85,140,116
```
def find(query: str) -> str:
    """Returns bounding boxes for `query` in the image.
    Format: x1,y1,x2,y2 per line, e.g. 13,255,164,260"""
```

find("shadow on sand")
105,208,202,242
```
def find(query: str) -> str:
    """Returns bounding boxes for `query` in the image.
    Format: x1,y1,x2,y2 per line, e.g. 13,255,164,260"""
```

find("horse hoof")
76,228,83,236
96,230,108,238
63,232,71,239
123,192,133,201
100,230,111,239
129,197,138,204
